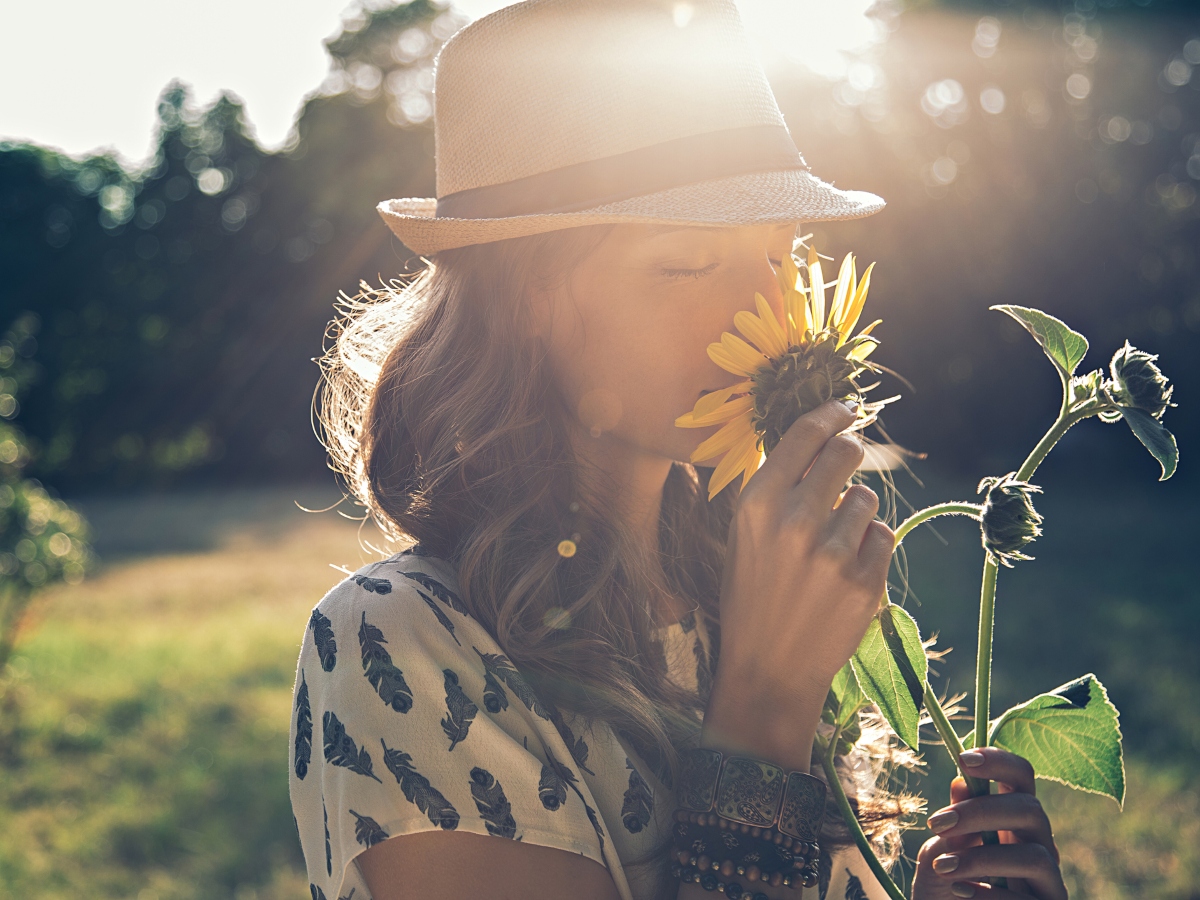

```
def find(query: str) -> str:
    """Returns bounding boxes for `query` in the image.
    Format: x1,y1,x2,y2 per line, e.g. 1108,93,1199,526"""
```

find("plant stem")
817,734,909,900
894,503,982,544
921,679,990,796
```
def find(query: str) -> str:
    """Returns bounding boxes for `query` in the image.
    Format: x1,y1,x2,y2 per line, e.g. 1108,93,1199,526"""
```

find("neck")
571,429,672,554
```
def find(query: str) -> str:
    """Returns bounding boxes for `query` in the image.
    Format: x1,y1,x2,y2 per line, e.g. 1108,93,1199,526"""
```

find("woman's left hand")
912,747,1067,900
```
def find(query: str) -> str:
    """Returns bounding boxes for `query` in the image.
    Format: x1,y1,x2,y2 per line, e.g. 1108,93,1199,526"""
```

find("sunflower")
676,243,892,500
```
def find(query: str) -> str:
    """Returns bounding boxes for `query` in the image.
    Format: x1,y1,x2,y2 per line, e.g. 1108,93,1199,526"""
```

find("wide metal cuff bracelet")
678,748,827,841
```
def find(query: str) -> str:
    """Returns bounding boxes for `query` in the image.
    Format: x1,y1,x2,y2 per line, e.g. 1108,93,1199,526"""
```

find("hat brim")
377,169,883,256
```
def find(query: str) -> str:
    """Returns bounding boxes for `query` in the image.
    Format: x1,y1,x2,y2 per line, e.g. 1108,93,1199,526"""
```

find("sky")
0,0,882,167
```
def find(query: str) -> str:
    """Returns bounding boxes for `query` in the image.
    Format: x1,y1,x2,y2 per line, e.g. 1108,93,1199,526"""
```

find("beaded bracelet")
673,748,827,890
672,861,772,900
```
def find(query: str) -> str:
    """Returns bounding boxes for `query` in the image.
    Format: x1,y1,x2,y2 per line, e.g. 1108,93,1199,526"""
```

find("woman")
290,2,1068,899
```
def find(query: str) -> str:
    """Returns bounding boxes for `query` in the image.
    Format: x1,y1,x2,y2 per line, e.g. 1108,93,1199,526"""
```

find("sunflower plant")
677,243,1180,900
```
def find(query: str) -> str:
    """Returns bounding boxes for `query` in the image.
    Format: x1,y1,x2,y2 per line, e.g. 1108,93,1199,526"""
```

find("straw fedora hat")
377,0,884,256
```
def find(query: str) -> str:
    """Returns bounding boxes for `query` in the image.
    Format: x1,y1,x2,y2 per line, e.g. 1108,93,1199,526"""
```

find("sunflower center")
750,331,860,454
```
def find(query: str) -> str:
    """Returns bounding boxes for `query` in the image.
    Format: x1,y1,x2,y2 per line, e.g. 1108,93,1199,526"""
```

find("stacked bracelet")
671,748,827,891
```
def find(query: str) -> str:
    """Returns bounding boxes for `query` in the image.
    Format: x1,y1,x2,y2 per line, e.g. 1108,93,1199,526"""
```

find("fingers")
747,400,858,499
791,432,865,516
927,843,1067,900
958,747,1037,796
825,484,879,552
928,792,1055,854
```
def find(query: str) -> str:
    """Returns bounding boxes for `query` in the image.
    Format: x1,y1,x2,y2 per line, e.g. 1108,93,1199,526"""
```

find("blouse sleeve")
288,558,613,900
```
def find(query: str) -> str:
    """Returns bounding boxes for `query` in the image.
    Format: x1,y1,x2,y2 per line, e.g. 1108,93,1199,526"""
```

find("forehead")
599,222,799,250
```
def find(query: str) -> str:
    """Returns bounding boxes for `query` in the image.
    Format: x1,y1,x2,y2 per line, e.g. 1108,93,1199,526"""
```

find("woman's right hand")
701,400,894,771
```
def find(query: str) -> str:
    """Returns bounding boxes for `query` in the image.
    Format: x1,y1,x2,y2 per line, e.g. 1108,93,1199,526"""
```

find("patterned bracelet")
673,748,827,889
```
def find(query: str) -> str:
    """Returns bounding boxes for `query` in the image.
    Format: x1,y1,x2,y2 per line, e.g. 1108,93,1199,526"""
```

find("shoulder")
302,548,480,674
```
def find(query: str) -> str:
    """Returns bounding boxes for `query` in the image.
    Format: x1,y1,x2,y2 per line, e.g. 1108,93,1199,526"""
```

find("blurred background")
1,0,1198,897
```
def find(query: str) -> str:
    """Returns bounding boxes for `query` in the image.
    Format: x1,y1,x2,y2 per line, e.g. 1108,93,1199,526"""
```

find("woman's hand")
701,400,894,771
913,747,1067,900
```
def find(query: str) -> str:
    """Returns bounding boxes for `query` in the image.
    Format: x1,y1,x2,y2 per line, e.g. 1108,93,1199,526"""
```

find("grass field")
0,480,1196,899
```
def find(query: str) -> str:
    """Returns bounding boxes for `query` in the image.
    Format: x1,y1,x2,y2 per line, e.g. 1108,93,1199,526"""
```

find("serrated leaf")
963,674,1125,805
1119,406,1178,481
851,604,926,749
992,305,1089,377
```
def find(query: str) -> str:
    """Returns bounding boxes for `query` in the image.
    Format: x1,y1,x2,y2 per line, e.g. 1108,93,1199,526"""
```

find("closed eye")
661,262,719,280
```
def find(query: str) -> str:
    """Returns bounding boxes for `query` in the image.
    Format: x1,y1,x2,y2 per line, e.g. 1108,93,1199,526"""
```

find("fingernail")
932,854,960,874
839,398,859,413
927,809,959,833
951,883,976,898
959,750,985,767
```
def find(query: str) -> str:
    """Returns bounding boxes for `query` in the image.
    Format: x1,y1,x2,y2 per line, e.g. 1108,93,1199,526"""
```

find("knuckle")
789,416,829,445
916,837,940,864
843,483,879,512
826,433,865,464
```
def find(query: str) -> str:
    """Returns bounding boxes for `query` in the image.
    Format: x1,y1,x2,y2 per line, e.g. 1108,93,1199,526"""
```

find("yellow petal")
838,262,874,346
692,380,753,419
691,414,755,464
719,332,770,374
778,253,800,296
707,343,750,376
677,393,755,428
740,443,766,489
784,288,807,344
847,338,879,361
756,293,789,352
706,432,758,500
829,252,855,331
808,256,825,333
857,318,882,337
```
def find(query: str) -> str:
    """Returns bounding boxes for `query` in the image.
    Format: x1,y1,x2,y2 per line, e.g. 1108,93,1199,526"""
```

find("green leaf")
829,662,868,729
963,674,1125,806
992,305,1089,377
1118,406,1178,481
851,604,927,749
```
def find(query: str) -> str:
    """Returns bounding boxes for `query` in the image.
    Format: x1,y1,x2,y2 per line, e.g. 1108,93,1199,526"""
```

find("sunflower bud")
977,473,1043,567
1070,369,1103,405
1108,341,1173,420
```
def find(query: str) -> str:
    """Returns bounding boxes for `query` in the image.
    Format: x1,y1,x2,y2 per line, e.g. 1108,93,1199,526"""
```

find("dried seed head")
1108,341,1173,420
977,473,1044,567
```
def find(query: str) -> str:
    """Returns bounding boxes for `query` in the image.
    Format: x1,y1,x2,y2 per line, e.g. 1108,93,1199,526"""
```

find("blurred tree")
0,314,90,675
0,0,455,491
0,0,1196,491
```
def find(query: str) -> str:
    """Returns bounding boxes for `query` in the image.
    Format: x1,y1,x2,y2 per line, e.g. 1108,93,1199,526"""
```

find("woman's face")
537,222,796,472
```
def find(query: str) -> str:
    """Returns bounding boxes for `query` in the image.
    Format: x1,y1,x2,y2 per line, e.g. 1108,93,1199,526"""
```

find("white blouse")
288,548,889,900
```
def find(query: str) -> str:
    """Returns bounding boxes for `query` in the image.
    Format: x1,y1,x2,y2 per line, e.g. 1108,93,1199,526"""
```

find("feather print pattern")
468,767,517,839
620,758,653,834
323,800,332,875
844,870,869,900
349,809,389,848
353,575,392,594
322,711,382,783
692,632,713,705
293,671,312,780
473,648,553,720
399,571,466,614
417,589,461,646
309,609,337,672
310,885,327,900
583,800,606,853
358,612,413,714
818,845,834,900
537,748,578,811
440,668,477,751
380,740,460,830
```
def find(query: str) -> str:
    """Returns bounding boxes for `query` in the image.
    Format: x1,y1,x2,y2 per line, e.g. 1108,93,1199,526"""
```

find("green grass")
0,481,1196,899
0,487,370,900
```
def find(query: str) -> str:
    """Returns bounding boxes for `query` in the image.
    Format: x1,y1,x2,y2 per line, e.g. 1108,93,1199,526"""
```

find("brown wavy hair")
316,225,920,879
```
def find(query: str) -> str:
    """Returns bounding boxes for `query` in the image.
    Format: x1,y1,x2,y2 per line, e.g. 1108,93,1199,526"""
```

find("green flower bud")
1108,340,1173,420
977,473,1043,567
1070,369,1103,405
